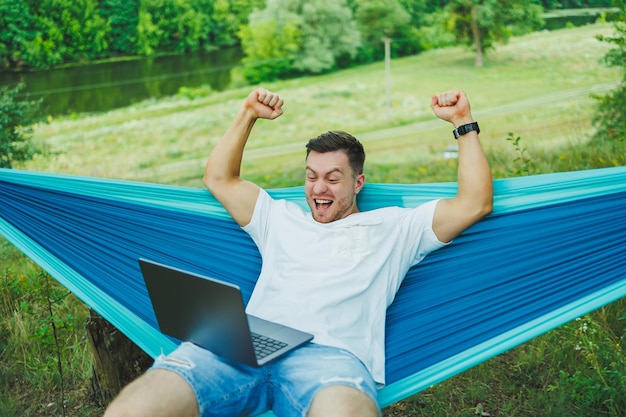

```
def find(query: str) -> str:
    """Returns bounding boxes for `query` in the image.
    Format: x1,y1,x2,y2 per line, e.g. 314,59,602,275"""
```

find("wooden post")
86,309,153,406
384,36,392,122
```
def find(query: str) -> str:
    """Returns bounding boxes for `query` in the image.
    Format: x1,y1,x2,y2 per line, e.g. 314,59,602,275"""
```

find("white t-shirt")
243,189,445,384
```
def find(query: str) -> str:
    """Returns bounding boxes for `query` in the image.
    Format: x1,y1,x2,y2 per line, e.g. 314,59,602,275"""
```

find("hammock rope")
1,166,625,409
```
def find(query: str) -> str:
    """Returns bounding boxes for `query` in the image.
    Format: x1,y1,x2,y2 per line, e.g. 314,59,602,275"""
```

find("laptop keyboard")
251,332,288,359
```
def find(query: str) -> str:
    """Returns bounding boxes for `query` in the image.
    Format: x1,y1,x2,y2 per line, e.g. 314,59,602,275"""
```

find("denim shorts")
150,341,380,417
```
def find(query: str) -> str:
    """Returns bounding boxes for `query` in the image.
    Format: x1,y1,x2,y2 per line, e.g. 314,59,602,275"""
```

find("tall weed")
506,132,535,176
1,259,92,416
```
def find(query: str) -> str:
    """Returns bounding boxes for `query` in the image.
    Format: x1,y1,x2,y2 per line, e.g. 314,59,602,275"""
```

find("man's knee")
103,399,132,417
307,385,379,417
103,369,198,417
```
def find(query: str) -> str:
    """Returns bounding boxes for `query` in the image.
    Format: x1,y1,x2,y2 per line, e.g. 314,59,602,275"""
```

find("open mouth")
315,199,333,211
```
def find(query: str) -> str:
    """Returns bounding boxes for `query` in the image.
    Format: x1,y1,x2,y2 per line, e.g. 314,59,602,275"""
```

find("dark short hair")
305,130,365,176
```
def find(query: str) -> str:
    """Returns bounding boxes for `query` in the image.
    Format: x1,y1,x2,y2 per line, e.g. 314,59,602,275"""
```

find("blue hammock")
1,166,625,410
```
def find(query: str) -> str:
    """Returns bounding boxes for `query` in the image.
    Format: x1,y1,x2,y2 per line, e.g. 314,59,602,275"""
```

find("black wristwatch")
453,122,480,140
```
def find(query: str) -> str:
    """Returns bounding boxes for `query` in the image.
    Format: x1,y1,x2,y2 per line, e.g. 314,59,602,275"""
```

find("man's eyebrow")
306,166,344,176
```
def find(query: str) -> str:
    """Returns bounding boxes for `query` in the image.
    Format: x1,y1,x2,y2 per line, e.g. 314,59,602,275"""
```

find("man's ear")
354,173,365,194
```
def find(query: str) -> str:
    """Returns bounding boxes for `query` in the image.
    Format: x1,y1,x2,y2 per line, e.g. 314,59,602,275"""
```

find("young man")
104,88,492,417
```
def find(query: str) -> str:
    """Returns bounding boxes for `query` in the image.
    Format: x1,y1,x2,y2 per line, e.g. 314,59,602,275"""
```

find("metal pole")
384,37,391,122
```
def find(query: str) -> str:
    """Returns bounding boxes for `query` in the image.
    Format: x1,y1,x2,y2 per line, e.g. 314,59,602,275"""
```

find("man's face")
305,150,365,223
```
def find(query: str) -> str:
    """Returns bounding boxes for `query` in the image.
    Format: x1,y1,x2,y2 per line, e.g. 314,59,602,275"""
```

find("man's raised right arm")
203,88,284,227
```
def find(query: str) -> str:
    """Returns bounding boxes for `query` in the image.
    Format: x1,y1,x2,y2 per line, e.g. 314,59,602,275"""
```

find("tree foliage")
239,7,303,83
28,0,111,65
446,0,544,67
100,0,139,54
353,0,421,64
0,0,617,79
0,0,36,68
0,0,266,68
137,0,210,53
295,0,361,72
239,0,360,81
592,0,626,144
211,0,265,46
0,83,44,169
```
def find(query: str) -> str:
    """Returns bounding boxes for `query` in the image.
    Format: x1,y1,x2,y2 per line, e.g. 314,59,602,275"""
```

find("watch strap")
453,122,480,139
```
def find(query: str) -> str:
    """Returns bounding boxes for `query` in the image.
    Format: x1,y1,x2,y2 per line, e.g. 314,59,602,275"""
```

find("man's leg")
104,369,198,417
104,342,269,417
271,344,380,417
307,385,379,417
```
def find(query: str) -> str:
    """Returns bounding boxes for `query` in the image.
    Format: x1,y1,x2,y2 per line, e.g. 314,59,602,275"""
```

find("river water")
1,47,242,117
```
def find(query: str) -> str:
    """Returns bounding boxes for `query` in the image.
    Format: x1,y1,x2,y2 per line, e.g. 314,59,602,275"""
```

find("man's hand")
245,87,284,120
430,90,473,127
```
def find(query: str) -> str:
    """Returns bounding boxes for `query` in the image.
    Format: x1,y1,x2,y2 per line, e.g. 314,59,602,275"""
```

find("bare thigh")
307,385,379,417
103,369,199,417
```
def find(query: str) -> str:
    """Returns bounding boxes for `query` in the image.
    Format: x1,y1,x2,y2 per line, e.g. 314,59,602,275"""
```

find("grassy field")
2,23,625,416
24,23,621,185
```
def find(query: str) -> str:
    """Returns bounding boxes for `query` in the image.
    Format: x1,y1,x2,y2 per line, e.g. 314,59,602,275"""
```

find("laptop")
138,258,313,367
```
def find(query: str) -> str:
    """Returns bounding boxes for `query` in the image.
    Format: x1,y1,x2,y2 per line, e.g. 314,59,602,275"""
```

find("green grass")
1,242,97,416
2,23,625,416
384,299,625,417
24,23,620,186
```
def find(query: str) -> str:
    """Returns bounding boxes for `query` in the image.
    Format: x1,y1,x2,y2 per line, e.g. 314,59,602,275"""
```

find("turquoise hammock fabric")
1,166,625,410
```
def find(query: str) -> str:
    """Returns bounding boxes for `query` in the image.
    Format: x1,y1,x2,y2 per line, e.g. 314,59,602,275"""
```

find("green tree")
208,0,265,46
100,0,139,54
137,0,211,53
296,0,361,73
353,0,421,63
239,0,361,81
0,0,37,69
0,83,44,169
239,7,302,83
135,6,161,55
230,0,266,22
447,0,544,67
397,0,432,27
211,0,241,46
592,0,626,144
26,0,110,66
417,8,458,50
